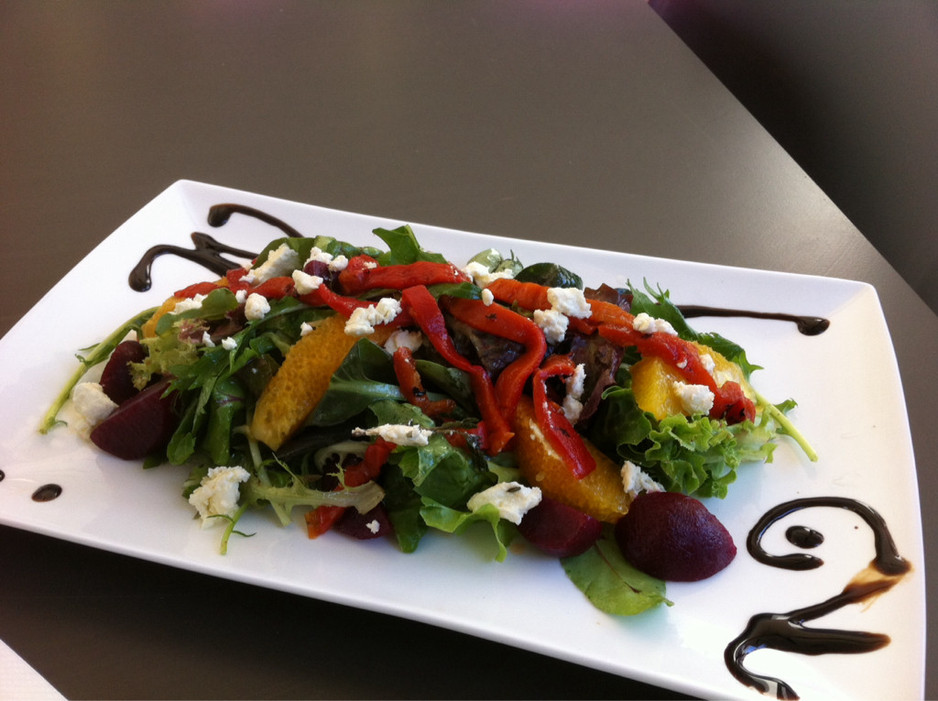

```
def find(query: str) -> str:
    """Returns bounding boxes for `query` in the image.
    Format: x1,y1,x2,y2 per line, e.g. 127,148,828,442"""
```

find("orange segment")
141,295,182,338
513,395,631,523
250,314,392,450
630,341,754,420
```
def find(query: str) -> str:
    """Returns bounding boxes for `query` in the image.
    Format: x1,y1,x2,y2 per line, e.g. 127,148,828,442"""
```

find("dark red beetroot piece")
614,491,736,581
90,379,179,460
99,340,146,405
334,503,393,540
517,496,603,558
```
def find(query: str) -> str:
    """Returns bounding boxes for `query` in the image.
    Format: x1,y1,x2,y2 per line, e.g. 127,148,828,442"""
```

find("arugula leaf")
562,529,671,616
628,281,760,378
373,224,448,265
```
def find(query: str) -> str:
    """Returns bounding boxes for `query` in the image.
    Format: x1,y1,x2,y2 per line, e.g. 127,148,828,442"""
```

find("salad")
41,222,814,617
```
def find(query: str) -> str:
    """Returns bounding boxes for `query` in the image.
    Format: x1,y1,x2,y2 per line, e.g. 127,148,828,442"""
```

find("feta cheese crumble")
533,308,569,344
172,294,206,314
632,312,677,336
292,269,323,295
384,329,423,354
620,461,664,499
201,331,215,348
466,482,542,525
562,363,587,422
462,261,515,288
71,382,118,432
251,243,299,283
546,287,591,319
481,288,495,306
244,292,271,321
344,297,401,336
672,381,715,415
221,336,238,350
188,465,251,528
353,424,432,446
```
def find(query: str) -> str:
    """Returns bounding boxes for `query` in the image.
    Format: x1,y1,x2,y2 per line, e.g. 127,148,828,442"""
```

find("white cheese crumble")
344,297,402,336
481,288,494,306
533,308,569,344
299,321,315,337
384,329,423,354
366,519,381,534
353,424,432,446
547,287,591,319
201,330,215,347
632,312,678,336
172,294,206,314
466,482,542,525
71,382,118,432
620,461,664,499
188,465,250,528
235,289,248,304
221,336,238,350
699,352,716,374
562,363,587,422
292,269,323,295
251,243,299,283
303,247,350,272
462,261,515,288
672,381,715,415
244,293,271,321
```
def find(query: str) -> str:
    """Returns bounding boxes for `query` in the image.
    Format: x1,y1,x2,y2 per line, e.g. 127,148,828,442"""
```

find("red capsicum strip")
339,255,470,296
392,346,458,420
598,324,755,423
297,283,413,328
439,296,547,421
400,285,513,454
532,354,596,479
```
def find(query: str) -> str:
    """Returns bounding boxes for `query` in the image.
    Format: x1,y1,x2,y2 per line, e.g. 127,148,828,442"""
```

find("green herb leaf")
561,530,671,616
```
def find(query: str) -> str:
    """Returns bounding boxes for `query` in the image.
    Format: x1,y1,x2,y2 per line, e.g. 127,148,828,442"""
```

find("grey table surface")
1,1,934,699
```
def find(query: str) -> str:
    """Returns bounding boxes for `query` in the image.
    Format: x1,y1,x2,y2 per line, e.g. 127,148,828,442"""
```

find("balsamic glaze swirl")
725,497,911,699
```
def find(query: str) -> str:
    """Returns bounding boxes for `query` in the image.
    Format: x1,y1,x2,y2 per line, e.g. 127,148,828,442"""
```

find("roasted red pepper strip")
486,278,550,310
250,275,295,300
225,267,254,293
297,283,413,328
532,354,596,479
174,280,222,299
339,255,470,296
439,296,547,421
392,347,458,419
400,285,513,454
598,324,755,423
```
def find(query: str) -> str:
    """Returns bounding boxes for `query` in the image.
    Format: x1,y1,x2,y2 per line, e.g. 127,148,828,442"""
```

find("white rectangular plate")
0,181,925,700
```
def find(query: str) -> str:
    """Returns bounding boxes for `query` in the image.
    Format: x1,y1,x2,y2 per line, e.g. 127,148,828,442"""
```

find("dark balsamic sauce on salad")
128,204,303,292
0,469,5,482
32,483,63,502
725,497,911,700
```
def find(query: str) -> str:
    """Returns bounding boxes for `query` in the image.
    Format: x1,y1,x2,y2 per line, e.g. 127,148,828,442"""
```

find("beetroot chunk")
335,503,393,540
99,340,146,405
90,379,178,460
517,496,603,558
614,491,736,581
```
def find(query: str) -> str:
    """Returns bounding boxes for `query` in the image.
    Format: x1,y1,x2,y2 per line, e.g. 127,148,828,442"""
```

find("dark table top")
2,1,935,699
